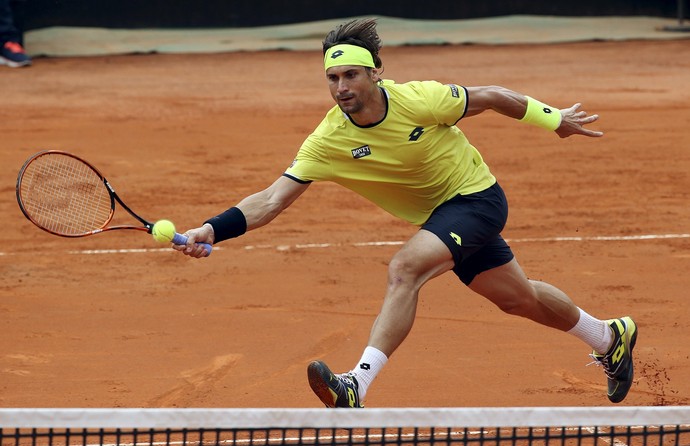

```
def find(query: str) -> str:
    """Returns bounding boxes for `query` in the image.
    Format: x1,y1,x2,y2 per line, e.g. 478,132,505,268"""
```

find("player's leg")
467,257,580,331
307,229,454,407
467,255,636,402
367,228,455,356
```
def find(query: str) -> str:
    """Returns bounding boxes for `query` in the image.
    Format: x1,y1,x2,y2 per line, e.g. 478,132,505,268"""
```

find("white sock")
349,346,388,400
567,308,613,354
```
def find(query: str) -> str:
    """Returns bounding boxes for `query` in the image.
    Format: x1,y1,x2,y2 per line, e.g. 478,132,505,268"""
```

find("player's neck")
349,87,387,126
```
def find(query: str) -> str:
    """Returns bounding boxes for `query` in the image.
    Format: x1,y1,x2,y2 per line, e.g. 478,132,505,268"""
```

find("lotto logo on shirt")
351,145,372,159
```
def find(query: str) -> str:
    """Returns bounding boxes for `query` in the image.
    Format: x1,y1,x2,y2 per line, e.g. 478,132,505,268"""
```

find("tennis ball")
152,219,176,243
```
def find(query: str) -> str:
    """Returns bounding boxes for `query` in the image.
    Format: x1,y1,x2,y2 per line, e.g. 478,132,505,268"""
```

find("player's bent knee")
387,257,415,282
387,255,428,289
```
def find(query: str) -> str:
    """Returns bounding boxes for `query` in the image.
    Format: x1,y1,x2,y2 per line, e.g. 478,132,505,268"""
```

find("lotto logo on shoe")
359,363,370,370
347,388,357,407
612,343,626,365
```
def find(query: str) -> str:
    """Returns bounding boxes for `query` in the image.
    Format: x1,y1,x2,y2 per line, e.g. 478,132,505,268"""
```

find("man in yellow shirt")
175,18,636,406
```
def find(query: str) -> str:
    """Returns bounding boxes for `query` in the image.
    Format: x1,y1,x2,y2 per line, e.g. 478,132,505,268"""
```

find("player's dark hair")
323,18,383,69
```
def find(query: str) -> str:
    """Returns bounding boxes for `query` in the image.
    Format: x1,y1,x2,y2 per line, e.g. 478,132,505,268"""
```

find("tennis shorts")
421,182,514,285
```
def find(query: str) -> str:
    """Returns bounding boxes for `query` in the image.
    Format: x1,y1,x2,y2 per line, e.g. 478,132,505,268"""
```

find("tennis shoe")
0,41,31,68
589,316,637,403
307,360,363,408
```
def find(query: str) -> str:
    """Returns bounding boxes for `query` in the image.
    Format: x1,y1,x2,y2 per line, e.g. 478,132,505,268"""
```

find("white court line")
1,233,689,256
507,233,690,243
255,233,690,252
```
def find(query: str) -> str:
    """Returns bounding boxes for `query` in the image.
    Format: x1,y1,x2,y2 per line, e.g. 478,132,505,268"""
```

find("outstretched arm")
236,175,310,231
175,175,310,258
465,85,603,138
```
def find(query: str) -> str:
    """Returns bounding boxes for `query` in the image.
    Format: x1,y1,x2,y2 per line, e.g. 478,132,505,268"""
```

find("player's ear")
371,68,381,82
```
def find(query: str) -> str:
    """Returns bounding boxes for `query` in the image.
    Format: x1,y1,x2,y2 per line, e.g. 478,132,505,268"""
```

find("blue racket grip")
172,232,213,256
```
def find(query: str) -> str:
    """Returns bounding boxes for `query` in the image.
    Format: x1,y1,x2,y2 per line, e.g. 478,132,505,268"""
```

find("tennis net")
1,407,689,446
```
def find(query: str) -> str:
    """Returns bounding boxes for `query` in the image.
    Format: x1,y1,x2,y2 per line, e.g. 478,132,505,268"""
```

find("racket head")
16,150,116,237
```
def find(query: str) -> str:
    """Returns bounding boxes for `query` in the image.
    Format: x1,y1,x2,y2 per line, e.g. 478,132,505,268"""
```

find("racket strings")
19,154,112,236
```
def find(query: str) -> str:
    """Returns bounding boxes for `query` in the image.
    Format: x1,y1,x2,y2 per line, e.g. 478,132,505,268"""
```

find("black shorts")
421,182,514,285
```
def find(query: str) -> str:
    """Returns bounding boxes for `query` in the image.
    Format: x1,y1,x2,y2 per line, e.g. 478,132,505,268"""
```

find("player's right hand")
174,223,215,258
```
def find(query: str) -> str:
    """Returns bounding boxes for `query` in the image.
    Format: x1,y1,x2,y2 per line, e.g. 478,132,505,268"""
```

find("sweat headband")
324,44,375,71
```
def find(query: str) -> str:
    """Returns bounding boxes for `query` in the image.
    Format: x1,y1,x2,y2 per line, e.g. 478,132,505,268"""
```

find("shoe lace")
335,372,362,407
336,372,357,388
587,353,615,378
3,41,26,54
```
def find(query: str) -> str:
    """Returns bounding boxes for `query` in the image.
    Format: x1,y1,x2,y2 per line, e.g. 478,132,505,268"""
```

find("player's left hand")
556,103,604,138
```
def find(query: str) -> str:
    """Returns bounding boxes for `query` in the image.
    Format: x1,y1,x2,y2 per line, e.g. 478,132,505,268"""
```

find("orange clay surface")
1,40,690,408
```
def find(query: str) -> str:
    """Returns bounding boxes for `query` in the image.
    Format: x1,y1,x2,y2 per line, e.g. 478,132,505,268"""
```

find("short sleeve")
283,132,332,183
422,81,468,126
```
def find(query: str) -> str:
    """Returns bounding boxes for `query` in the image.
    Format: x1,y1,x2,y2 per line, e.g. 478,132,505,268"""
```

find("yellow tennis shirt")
284,80,496,226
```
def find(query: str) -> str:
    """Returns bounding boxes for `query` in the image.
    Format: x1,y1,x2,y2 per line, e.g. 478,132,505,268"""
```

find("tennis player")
175,18,637,406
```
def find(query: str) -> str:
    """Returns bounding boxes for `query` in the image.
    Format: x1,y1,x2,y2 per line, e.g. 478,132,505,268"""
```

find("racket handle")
172,233,213,256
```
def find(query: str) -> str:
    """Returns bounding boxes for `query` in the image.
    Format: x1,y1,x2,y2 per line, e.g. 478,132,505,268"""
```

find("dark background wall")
19,0,684,31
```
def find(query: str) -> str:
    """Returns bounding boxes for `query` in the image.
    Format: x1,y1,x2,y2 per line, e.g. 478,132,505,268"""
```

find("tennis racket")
16,150,212,255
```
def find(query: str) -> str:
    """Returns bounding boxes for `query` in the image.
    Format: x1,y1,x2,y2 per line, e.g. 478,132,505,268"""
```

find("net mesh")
18,152,112,236
1,407,689,446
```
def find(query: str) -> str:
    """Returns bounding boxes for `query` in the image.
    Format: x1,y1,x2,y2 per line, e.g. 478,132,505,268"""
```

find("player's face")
326,65,379,115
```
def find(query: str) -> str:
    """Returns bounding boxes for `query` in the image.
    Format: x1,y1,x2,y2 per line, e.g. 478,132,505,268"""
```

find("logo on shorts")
351,145,372,159
450,232,462,246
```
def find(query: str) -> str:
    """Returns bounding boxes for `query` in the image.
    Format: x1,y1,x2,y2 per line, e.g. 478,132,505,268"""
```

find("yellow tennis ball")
152,219,176,243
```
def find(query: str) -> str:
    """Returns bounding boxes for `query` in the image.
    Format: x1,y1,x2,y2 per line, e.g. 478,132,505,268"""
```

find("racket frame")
16,150,154,238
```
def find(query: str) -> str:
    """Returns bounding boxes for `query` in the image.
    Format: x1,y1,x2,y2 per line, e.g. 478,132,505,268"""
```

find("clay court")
1,28,689,409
